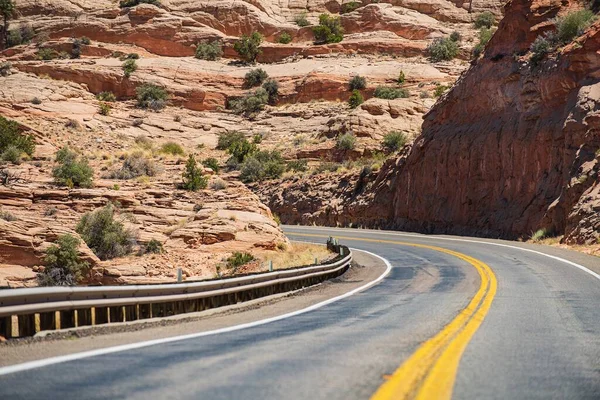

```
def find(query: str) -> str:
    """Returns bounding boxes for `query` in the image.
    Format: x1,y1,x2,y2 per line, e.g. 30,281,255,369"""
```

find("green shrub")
52,147,94,188
71,38,82,59
531,228,549,242
227,137,257,164
210,178,227,190
427,37,459,62
160,141,185,156
119,0,160,7
119,53,140,61
144,238,163,254
374,86,409,99
313,14,344,44
0,116,35,157
382,131,407,152
7,28,21,47
262,79,279,104
337,133,356,151
108,151,158,179
529,34,553,66
450,31,461,42
37,48,58,60
244,68,268,88
0,62,11,77
226,252,255,268
434,84,449,97
38,234,89,286
217,132,245,150
239,150,285,182
136,83,168,109
123,59,137,78
80,36,91,45
202,157,220,173
76,204,135,260
287,159,308,172
252,133,263,144
340,1,361,14
474,11,495,29
397,70,406,85
195,41,223,60
1,145,22,164
135,135,153,150
234,32,263,63
31,97,42,105
348,89,363,108
229,88,269,116
98,102,111,116
277,32,292,44
294,13,310,27
314,161,340,174
96,91,116,102
349,75,366,91
556,10,595,44
472,27,496,59
181,154,208,191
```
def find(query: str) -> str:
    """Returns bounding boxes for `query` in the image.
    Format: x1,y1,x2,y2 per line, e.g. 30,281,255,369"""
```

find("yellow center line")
290,232,497,400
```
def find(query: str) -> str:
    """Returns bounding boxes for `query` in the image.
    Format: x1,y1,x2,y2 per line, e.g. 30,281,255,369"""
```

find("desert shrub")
349,75,366,91
262,79,279,104
374,86,409,99
71,38,82,59
252,133,263,144
96,91,116,102
132,118,144,127
0,209,16,221
472,27,496,58
98,102,111,116
313,14,344,44
38,234,89,286
80,36,91,45
144,238,163,254
234,32,263,63
434,84,448,97
65,119,81,129
119,53,140,61
1,145,21,164
294,13,310,27
427,37,459,62
531,228,549,242
120,0,160,7
277,32,292,44
227,137,257,164
108,151,158,179
530,34,553,66
195,41,223,61
202,157,220,173
397,70,405,85
450,31,461,42
244,68,268,88
382,131,407,152
0,116,35,157
217,131,246,150
227,252,255,268
52,147,94,188
31,97,42,105
340,1,361,14
0,62,11,76
314,161,340,174
7,28,21,47
136,83,168,109
181,154,208,191
229,88,269,116
337,133,356,151
474,11,495,29
37,48,58,60
123,59,137,78
210,178,227,190
348,89,363,108
287,159,308,172
239,150,285,182
556,10,596,44
76,204,135,260
420,90,431,98
160,141,184,156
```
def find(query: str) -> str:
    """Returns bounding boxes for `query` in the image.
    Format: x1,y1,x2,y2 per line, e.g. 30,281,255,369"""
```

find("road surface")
0,226,599,399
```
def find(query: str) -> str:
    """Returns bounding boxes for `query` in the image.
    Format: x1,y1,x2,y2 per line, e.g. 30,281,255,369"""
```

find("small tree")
277,32,292,44
229,88,269,116
52,147,94,188
472,28,495,59
76,204,135,260
234,32,263,63
337,133,356,151
0,116,35,157
556,10,595,44
474,11,495,29
181,154,208,191
0,0,15,48
195,40,223,61
38,234,89,286
349,75,366,91
313,14,343,44
348,89,363,108
262,79,279,104
123,59,137,78
382,131,407,152
202,157,220,173
427,37,459,62
243,68,268,88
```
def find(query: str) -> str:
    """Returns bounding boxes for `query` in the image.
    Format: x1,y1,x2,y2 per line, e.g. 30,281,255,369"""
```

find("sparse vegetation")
474,11,495,29
294,13,310,27
1,0,16,48
555,10,595,44
277,32,292,44
160,141,185,156
229,88,269,116
427,37,459,62
434,84,449,97
108,151,159,179
382,131,407,152
123,59,137,78
98,102,111,116
262,79,279,104
314,161,340,174
244,68,268,88
374,86,409,99
287,159,308,172
529,34,553,66
337,133,356,151
202,157,220,173
37,48,59,60
313,14,344,44
226,252,255,269
210,178,227,190
136,83,167,110
349,75,366,91
31,97,42,105
217,131,246,150
239,150,285,182
96,91,116,102
348,89,363,108
0,208,16,221
195,40,223,61
76,204,135,260
0,116,35,159
181,154,208,191
234,32,263,63
397,70,406,85
0,61,11,76
472,27,495,58
144,239,163,254
52,146,94,188
38,234,89,286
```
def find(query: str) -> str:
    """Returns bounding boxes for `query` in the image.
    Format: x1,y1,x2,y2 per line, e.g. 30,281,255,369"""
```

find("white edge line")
0,248,393,377
285,226,600,281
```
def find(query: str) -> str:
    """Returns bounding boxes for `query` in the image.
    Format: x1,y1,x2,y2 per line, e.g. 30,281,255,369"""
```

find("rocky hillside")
258,0,600,247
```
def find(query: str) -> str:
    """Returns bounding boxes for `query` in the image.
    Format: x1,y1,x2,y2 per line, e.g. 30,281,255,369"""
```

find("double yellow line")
292,233,497,400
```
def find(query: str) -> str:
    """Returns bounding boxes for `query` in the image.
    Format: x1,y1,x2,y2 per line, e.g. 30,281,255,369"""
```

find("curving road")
1,226,599,399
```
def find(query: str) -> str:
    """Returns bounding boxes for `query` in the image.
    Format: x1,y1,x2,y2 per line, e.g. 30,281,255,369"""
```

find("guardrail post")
91,307,96,325
107,307,111,323
34,313,41,333
54,311,61,330
135,304,140,320
177,268,183,283
74,310,79,328
10,315,19,338
269,260,273,272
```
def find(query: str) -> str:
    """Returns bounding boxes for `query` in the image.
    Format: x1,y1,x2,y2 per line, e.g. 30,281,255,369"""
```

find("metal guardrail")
0,246,352,339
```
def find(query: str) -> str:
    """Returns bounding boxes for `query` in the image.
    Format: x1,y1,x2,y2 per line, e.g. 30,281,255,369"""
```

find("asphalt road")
1,226,599,399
